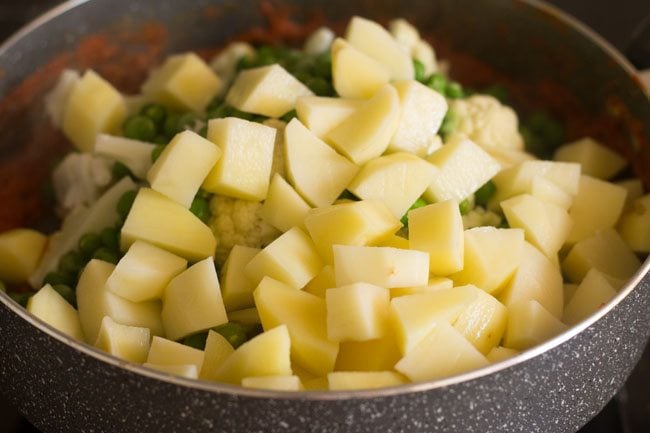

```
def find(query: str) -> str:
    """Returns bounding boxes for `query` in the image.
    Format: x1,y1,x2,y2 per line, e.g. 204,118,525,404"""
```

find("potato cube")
106,241,187,302
242,375,303,391
503,300,566,350
553,137,626,180
203,117,276,201
328,371,406,390
143,363,198,379
618,194,650,253
486,346,519,363
326,283,390,342
27,284,84,340
260,174,311,232
220,245,260,311
378,234,410,250
303,265,335,298
454,287,508,355
94,316,150,363
226,307,261,325
199,330,235,381
146,336,204,371
564,283,579,306
226,64,313,117
617,179,644,207
530,176,573,210
94,134,155,179
0,229,47,284
142,52,222,112
161,258,228,341
296,96,363,138
63,70,126,151
333,245,429,289
330,38,390,99
390,277,454,298
335,330,401,372
563,269,617,326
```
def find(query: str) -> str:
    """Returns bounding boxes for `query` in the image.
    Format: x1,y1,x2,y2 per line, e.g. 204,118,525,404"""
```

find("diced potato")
253,278,338,376
27,284,84,340
616,179,644,207
106,240,187,302
388,80,447,156
485,147,536,170
454,287,508,355
326,282,390,342
147,130,221,207
220,245,260,311
330,38,390,99
345,16,414,80
199,330,235,381
284,118,359,207
203,117,276,201
500,194,572,259
409,200,464,276
161,258,228,341
451,227,525,295
213,325,293,384
304,200,402,263
424,137,501,203
242,375,303,391
296,96,363,138
562,228,641,283
390,285,477,355
303,265,335,298
328,371,406,390
226,64,313,117
63,70,126,151
553,137,626,180
503,300,566,350
245,227,323,289
226,307,260,325
143,363,198,379
0,229,47,284
395,321,489,382
486,346,519,363
530,176,573,210
94,134,155,179
142,52,222,112
94,316,150,363
378,234,410,250
498,242,564,318
326,84,401,165
333,245,429,289
390,277,454,298
618,194,650,252
563,269,617,326
76,259,163,344
146,336,204,371
303,377,329,391
260,174,311,232
120,188,216,262
564,283,579,306
335,330,401,371
348,153,439,219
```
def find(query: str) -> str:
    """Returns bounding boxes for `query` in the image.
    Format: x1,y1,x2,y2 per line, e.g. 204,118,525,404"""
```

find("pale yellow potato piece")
94,134,155,179
388,80,447,156
389,277,454,298
486,346,519,363
333,245,429,289
330,38,390,99
94,316,150,364
562,228,641,283
242,375,303,391
326,282,390,342
63,70,126,151
409,200,464,276
76,259,163,344
253,277,338,376
454,286,508,355
498,242,564,319
553,137,626,180
296,96,363,138
106,240,187,302
450,227,525,295
328,371,406,390
147,130,221,207
378,234,410,250
142,52,222,112
563,269,617,326
260,174,311,233
345,16,414,80
503,300,566,350
0,229,46,284
284,118,359,207
303,265,335,298
226,64,313,117
245,227,323,289
199,330,235,381
395,321,489,382
618,194,650,252
27,284,84,341
530,176,573,210
485,147,536,170
326,84,400,165
616,179,644,207
304,200,402,264
334,330,401,372
121,188,216,262
226,307,261,325
567,175,627,244
203,117,276,201
146,336,204,371
143,363,198,379
220,245,260,312
424,137,501,203
161,258,228,341
348,152,439,219
564,283,579,306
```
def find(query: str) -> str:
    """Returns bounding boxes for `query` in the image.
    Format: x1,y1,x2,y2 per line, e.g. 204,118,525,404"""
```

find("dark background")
0,0,649,432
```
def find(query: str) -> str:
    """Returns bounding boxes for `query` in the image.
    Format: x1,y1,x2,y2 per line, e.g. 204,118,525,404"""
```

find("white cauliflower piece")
389,19,438,75
462,206,503,230
52,152,113,217
303,27,335,55
210,42,256,89
209,195,280,265
449,94,524,150
45,69,80,128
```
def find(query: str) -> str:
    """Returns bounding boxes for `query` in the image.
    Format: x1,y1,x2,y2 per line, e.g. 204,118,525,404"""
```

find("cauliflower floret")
45,69,80,128
389,19,438,75
303,27,335,55
209,195,280,266
462,206,503,230
449,94,524,150
52,152,113,217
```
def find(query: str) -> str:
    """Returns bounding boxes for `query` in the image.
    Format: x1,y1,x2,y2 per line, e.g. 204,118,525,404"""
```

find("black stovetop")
0,0,649,432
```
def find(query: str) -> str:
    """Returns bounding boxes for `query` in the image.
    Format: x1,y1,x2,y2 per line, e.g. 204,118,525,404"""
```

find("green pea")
196,189,212,200
256,46,277,66
280,110,297,123
58,250,85,275
426,73,448,94
116,190,137,220
439,109,459,138
93,247,119,264
413,59,427,82
292,70,312,85
337,190,359,201
163,112,182,138
43,271,73,287
206,104,234,120
474,181,497,207
123,115,157,142
52,284,76,307
78,233,103,258
314,51,332,78
459,199,472,215
236,54,256,71
212,322,248,349
177,112,200,131
306,77,334,96
230,109,255,121
151,144,166,163
182,332,209,350
112,162,133,181
140,103,167,129
190,196,211,223
100,227,120,251
445,82,464,99
9,292,30,307
400,198,429,226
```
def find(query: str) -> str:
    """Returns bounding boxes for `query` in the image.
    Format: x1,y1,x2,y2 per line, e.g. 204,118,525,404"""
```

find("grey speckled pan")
1,0,649,432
